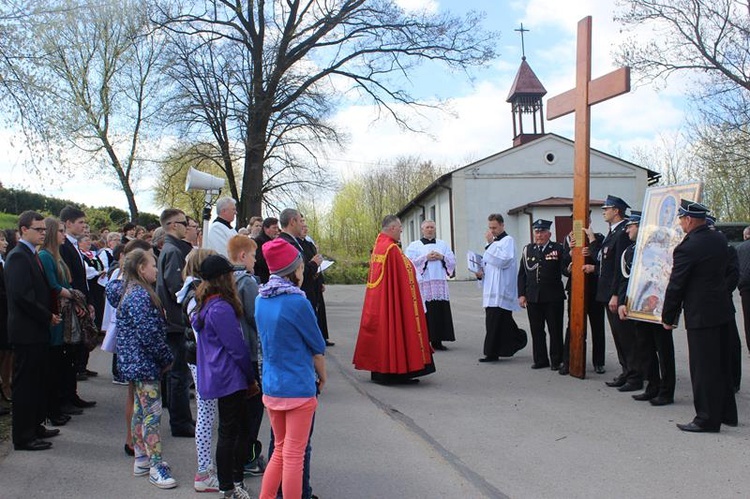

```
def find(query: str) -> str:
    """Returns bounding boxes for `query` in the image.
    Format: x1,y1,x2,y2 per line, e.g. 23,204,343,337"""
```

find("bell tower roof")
506,24,547,146
506,59,547,102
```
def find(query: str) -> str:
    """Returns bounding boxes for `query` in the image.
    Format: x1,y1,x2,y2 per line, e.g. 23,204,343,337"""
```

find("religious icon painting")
625,181,702,324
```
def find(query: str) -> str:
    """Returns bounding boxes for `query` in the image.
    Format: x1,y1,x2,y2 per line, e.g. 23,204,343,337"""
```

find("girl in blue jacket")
112,248,175,489
256,238,327,499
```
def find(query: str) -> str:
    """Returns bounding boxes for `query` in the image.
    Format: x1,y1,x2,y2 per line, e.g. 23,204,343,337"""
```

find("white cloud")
395,0,439,14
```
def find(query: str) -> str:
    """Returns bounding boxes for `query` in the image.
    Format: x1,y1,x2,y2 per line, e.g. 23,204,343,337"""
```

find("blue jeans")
268,413,315,499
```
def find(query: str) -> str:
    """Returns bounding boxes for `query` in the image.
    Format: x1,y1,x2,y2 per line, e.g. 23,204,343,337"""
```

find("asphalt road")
2,281,750,498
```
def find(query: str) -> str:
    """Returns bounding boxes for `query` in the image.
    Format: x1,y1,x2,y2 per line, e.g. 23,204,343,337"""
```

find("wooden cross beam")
547,16,631,379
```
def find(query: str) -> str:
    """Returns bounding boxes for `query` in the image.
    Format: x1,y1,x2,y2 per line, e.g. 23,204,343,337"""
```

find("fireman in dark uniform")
663,200,736,432
616,211,676,405
518,219,566,370
591,195,642,391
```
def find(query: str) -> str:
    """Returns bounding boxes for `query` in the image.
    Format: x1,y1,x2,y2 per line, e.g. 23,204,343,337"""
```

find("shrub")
322,258,370,284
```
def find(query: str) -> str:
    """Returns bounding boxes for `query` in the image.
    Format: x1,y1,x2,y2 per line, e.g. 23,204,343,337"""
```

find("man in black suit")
59,206,96,412
4,211,61,450
156,208,195,437
278,209,322,306
591,195,642,391
518,219,566,370
662,200,737,433
560,213,606,376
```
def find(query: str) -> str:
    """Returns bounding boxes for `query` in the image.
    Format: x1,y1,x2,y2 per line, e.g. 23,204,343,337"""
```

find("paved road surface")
2,281,750,498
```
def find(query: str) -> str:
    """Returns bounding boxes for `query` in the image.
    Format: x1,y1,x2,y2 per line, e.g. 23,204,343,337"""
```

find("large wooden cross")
547,16,630,379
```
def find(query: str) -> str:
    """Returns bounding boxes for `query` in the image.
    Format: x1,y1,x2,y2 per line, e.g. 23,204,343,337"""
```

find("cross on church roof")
515,23,530,60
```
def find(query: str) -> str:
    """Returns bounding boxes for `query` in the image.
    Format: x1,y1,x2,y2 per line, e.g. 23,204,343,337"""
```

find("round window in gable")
544,152,556,165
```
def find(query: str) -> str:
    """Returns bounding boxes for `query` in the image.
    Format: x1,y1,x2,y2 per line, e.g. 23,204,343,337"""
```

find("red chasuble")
353,233,434,376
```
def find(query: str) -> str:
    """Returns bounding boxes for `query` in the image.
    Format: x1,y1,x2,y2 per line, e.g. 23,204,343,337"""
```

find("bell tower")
507,24,547,146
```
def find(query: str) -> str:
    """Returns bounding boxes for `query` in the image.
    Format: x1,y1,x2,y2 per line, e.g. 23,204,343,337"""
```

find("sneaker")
193,470,219,493
243,455,266,476
222,486,251,499
133,458,150,477
149,461,177,489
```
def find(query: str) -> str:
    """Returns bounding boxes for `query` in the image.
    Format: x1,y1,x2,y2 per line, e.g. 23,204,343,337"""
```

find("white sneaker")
133,458,150,477
194,470,219,493
222,486,251,499
149,461,177,489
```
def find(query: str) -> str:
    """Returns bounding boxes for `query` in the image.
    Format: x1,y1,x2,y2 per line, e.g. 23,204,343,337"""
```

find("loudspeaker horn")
185,167,225,192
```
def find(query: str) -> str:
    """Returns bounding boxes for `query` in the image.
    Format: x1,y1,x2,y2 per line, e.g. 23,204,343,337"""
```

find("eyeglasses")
170,220,188,227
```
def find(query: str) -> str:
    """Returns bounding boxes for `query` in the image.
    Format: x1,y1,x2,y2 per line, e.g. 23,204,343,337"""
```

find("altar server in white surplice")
405,220,456,351
473,213,527,363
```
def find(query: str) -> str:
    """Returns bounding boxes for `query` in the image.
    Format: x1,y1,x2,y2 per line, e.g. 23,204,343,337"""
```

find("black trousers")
47,345,65,417
247,362,265,458
605,307,641,384
484,307,527,358
527,301,564,366
727,317,742,391
12,344,49,445
61,343,79,403
562,297,606,368
164,333,194,433
633,321,676,396
687,324,737,430
315,291,329,341
653,326,676,399
216,389,251,491
742,291,750,353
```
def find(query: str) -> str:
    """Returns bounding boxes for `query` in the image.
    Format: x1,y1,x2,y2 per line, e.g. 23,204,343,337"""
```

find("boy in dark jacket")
227,235,266,478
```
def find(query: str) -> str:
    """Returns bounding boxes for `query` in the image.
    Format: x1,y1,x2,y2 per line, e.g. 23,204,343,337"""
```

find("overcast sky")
0,0,688,216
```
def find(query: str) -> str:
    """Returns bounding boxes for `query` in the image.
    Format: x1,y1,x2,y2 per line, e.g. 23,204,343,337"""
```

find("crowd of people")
2,191,749,496
0,200,332,498
351,194,747,435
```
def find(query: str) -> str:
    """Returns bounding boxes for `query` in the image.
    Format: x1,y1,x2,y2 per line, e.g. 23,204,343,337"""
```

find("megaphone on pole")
185,167,226,248
185,167,225,193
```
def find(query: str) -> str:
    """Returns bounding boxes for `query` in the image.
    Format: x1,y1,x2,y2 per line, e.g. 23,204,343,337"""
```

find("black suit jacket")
592,220,630,303
662,225,733,328
517,241,566,302
4,243,53,345
253,232,274,284
279,232,319,305
60,237,90,302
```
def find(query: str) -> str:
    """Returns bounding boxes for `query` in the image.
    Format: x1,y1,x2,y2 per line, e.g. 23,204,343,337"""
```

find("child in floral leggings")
108,249,176,489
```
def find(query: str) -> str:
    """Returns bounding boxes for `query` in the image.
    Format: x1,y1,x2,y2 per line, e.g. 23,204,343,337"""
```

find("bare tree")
155,0,496,224
615,0,750,218
628,130,700,185
26,0,166,221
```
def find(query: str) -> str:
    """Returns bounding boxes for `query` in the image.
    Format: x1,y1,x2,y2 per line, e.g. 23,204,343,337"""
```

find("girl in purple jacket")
192,255,258,499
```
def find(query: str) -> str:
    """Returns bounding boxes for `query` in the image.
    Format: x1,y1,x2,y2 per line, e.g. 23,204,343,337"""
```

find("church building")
397,55,659,279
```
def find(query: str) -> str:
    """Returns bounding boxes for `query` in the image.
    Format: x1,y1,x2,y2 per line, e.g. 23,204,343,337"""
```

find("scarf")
259,274,306,298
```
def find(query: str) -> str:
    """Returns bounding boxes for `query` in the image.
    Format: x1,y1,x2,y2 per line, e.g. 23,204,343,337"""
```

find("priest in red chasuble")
353,215,436,384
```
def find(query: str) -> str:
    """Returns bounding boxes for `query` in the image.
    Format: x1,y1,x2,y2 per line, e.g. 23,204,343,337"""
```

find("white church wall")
400,135,651,280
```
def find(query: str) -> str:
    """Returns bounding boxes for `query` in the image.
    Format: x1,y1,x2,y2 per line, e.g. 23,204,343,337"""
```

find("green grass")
0,212,17,231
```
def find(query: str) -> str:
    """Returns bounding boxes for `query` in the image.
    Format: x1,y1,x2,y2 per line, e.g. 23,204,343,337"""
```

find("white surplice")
481,234,521,311
405,239,456,303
